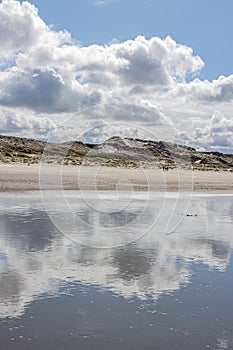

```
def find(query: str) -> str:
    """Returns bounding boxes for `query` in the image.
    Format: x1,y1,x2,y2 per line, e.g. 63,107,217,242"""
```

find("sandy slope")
0,163,232,193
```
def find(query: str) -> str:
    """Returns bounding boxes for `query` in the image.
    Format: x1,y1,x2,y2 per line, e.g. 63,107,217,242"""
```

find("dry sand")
0,163,232,193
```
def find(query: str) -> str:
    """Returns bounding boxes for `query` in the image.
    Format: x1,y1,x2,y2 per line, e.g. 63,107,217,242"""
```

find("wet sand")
0,163,232,193
0,193,233,349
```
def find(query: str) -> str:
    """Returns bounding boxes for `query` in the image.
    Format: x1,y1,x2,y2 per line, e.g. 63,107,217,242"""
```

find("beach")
0,163,232,193
0,190,233,349
0,163,233,350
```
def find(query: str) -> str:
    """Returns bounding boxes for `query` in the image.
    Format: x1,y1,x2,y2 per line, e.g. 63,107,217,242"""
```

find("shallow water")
0,192,233,350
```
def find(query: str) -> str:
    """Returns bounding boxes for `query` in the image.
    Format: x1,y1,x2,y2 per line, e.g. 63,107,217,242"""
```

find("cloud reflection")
0,193,232,318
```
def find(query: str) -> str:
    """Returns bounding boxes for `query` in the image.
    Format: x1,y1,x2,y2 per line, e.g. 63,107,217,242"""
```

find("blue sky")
29,0,233,81
0,0,233,151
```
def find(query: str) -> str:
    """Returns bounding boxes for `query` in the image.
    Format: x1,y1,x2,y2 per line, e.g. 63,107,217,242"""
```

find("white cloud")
174,74,233,103
0,0,44,57
0,66,102,113
0,0,232,151
175,111,233,152
0,107,56,137
0,0,71,59
90,0,115,6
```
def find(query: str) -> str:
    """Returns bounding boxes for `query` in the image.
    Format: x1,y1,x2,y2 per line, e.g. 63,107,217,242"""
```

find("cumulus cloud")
0,0,232,151
0,0,71,59
175,111,233,152
174,74,233,103
0,67,101,113
15,35,203,90
208,111,233,149
112,35,204,85
0,108,56,137
0,0,44,57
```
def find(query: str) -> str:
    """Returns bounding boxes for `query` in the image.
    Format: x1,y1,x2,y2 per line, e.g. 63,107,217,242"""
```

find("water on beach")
0,192,233,350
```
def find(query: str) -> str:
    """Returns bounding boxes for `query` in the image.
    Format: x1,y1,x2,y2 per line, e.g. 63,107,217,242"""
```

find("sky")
0,0,233,151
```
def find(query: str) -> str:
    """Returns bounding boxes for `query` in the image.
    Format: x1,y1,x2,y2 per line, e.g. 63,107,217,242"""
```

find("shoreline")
0,163,233,193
